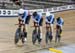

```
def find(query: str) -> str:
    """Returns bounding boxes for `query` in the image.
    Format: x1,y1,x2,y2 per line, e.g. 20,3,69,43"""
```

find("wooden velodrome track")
0,10,75,53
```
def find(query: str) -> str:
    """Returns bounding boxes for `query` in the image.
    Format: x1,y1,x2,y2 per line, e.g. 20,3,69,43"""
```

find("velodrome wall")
0,5,75,17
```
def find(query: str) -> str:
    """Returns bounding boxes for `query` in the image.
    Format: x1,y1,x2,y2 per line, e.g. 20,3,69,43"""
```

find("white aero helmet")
18,8,25,14
38,12,42,16
46,12,50,16
50,13,54,18
46,12,54,17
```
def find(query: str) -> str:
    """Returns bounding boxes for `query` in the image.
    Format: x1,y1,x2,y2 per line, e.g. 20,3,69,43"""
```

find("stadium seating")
0,0,74,9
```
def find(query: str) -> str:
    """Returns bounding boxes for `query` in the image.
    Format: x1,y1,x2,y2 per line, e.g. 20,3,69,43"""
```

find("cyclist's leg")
46,30,49,44
39,18,43,42
37,27,41,44
45,23,49,44
23,16,31,42
60,27,62,35
55,30,58,43
49,31,53,42
55,25,59,43
39,26,42,39
50,24,53,36
58,34,61,43
22,19,27,42
48,24,53,42
22,24,27,43
38,26,42,44
26,15,31,24
58,26,62,43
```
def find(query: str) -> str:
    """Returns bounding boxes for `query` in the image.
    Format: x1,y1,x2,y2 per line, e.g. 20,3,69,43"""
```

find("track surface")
0,10,75,53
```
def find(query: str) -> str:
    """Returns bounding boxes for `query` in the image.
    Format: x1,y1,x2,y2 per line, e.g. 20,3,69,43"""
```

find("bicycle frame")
32,22,41,45
45,23,53,44
14,20,25,44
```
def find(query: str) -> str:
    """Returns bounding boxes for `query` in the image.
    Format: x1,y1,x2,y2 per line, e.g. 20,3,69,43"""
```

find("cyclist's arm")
46,19,50,23
62,21,64,25
49,15,54,24
62,20,64,25
50,18,53,24
33,18,38,23
18,13,23,19
37,14,43,23
32,16,38,23
46,16,50,23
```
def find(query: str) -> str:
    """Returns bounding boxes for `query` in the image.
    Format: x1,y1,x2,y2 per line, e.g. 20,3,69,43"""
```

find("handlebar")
15,23,25,25
30,25,39,28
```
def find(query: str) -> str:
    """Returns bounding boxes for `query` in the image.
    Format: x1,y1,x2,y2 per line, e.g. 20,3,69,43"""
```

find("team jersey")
56,17,64,27
32,13,42,24
46,14,55,24
18,10,29,22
